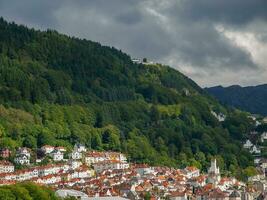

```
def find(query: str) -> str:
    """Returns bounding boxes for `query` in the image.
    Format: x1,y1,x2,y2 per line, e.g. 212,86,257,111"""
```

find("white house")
16,147,31,158
85,151,106,166
38,164,63,176
74,143,86,153
50,149,64,161
250,145,261,154
67,166,93,180
132,58,142,64
0,161,14,173
15,154,30,165
211,111,226,122
41,145,55,154
34,175,61,185
93,160,129,173
69,149,82,160
134,164,154,176
184,166,200,178
243,140,253,149
105,152,127,163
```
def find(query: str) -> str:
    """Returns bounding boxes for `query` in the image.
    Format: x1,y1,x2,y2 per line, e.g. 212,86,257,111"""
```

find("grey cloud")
0,0,266,86
178,0,267,25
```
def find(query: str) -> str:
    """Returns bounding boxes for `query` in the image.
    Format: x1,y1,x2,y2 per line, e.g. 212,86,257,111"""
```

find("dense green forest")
206,85,267,116
0,182,59,200
0,17,256,175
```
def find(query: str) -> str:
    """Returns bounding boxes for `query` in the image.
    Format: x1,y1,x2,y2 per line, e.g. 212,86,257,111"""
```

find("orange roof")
185,166,199,171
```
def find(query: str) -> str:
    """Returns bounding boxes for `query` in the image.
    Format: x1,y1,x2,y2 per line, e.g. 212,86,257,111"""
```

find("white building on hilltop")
207,159,221,185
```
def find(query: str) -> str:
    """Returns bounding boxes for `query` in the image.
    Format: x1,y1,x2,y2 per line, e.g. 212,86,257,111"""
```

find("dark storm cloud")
178,0,267,25
0,0,266,86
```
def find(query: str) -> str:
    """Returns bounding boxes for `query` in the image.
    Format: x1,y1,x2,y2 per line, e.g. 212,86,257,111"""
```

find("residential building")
250,145,261,154
69,149,82,160
243,140,253,149
74,143,87,153
51,149,64,161
85,151,106,165
15,154,30,165
184,166,200,178
0,161,14,173
93,160,129,173
41,145,55,154
16,147,30,158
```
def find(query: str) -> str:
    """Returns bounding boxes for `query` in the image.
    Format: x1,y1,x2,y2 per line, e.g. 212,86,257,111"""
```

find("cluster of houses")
1,143,267,199
0,144,129,187
55,159,260,200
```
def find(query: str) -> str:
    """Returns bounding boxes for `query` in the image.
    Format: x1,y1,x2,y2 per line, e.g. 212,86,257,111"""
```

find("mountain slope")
0,17,254,172
206,84,267,116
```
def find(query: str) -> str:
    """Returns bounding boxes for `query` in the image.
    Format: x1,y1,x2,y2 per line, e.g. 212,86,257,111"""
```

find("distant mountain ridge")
206,84,267,116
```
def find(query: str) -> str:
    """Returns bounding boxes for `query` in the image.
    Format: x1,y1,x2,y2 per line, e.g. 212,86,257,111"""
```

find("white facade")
93,161,129,173
70,150,82,160
211,111,226,122
51,150,64,161
74,144,87,153
184,167,200,178
0,161,14,173
243,140,253,149
15,155,30,165
250,145,261,154
17,148,31,158
85,151,127,166
85,154,106,165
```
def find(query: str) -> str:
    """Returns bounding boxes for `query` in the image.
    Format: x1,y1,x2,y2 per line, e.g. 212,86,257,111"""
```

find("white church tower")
208,159,221,185
208,159,220,174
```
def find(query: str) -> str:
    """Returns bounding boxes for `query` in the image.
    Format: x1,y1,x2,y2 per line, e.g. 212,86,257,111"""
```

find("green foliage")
0,17,255,170
0,182,59,200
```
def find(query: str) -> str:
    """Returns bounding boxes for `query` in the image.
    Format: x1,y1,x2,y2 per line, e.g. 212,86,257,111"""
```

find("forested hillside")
0,17,255,175
206,85,267,116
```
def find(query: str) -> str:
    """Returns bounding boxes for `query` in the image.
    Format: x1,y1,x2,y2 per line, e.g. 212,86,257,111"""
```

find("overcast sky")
0,0,267,87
